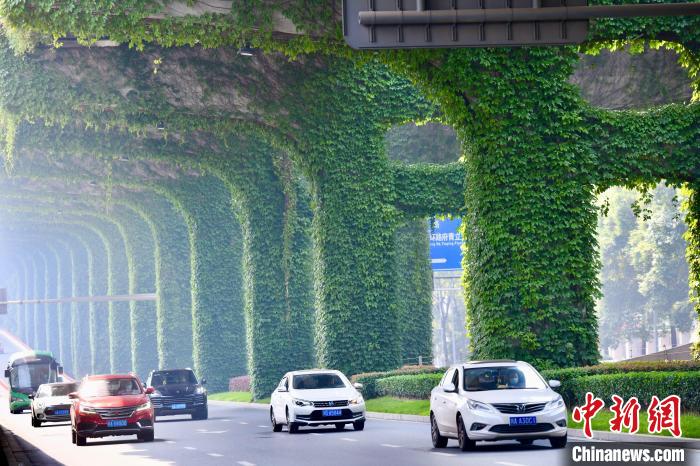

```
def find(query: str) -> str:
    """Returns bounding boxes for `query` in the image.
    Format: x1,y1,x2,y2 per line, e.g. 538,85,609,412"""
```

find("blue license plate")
509,416,536,426
322,409,342,417
170,403,186,410
54,409,69,416
107,419,128,428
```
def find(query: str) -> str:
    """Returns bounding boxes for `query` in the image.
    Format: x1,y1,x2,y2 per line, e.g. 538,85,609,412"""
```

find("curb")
0,425,33,466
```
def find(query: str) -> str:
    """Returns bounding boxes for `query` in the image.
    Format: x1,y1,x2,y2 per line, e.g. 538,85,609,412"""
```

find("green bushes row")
541,360,700,385
375,373,444,399
566,371,700,412
352,366,444,399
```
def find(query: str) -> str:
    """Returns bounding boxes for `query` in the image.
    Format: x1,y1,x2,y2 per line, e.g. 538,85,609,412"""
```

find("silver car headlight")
546,396,565,410
293,398,313,407
135,401,152,412
466,399,496,412
349,395,364,405
195,386,206,395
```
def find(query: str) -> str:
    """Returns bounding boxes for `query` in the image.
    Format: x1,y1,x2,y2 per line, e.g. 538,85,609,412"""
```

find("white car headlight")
36,401,44,409
195,386,206,395
135,401,152,412
349,395,364,405
293,398,313,407
466,399,495,412
546,397,565,410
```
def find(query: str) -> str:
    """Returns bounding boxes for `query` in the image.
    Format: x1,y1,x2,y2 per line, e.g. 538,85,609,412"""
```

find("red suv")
70,374,155,446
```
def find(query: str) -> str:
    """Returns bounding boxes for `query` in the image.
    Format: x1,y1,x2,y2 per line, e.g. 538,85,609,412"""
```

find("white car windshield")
292,373,346,390
38,383,77,397
463,366,547,391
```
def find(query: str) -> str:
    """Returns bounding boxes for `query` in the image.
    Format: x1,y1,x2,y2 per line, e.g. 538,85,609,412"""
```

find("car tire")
352,420,365,431
286,409,298,434
430,414,448,448
71,429,76,444
335,423,345,431
192,406,208,420
549,434,567,449
31,416,41,428
518,439,534,446
138,430,155,442
75,433,87,446
457,415,476,452
271,408,282,432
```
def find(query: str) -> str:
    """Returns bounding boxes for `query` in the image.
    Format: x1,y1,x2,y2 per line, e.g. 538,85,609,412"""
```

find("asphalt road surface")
0,331,697,466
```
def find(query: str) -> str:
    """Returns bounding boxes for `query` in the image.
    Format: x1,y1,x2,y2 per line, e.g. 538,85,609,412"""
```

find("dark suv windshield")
292,373,345,390
463,366,547,391
150,370,197,386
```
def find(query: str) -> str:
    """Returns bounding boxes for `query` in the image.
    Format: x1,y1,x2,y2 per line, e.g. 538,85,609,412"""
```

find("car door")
272,376,288,422
441,367,462,434
433,368,455,432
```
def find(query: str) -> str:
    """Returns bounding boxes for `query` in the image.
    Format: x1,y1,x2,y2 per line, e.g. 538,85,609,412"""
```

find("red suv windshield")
80,378,142,397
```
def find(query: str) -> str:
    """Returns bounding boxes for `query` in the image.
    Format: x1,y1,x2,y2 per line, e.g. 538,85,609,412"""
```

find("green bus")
4,351,63,414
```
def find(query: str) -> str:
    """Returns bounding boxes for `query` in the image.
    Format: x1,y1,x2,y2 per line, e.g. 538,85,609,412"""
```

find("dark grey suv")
146,369,208,420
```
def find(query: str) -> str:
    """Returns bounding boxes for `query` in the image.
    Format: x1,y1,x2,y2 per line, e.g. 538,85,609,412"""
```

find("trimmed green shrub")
566,372,700,413
376,373,444,399
352,366,444,399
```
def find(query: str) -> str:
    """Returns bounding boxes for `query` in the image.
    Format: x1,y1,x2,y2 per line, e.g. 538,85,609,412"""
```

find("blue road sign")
429,218,464,271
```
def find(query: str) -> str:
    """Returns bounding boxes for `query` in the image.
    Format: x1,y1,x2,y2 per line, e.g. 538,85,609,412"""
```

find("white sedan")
30,382,78,427
270,369,365,433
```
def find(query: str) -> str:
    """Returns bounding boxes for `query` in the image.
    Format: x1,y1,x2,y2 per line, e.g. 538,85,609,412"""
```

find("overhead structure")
343,0,700,48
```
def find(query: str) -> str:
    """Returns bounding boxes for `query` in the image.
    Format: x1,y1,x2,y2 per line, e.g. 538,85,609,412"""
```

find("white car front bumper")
290,403,365,426
33,403,72,422
462,406,568,441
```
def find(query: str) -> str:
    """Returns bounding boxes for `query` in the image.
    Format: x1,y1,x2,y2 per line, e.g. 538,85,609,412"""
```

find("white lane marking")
208,453,224,457
221,419,232,422
496,462,526,466
381,444,401,448
184,446,197,450
257,425,268,428
239,421,249,425
432,452,456,457
196,429,228,434
311,433,323,436
340,437,358,442
165,440,176,444
237,462,256,466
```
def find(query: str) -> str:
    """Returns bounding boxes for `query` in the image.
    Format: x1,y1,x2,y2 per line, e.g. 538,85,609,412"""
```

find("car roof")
286,369,343,376
39,382,76,387
450,360,524,369
84,374,139,380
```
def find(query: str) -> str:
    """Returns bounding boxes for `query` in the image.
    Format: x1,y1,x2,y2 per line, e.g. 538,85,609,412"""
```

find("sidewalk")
0,424,61,466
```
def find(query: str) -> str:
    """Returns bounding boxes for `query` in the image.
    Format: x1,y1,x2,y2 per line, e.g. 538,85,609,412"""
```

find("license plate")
170,404,187,410
54,409,69,416
107,419,128,428
322,409,342,417
509,416,536,426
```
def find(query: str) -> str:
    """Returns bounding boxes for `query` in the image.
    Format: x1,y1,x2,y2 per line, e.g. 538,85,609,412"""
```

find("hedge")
352,366,444,399
566,372,700,413
376,374,444,399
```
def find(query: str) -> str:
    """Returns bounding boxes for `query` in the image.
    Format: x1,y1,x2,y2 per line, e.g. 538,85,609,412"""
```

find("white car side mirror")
548,379,561,389
353,383,363,390
443,382,456,393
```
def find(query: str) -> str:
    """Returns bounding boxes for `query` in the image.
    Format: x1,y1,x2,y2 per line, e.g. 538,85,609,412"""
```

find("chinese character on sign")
609,395,640,434
572,392,605,439
648,395,682,438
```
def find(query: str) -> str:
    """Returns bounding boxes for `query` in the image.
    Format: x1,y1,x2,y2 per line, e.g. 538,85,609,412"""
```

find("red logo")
572,392,605,439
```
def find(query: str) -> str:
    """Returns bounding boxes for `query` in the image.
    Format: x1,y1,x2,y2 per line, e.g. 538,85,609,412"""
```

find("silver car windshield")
463,366,547,391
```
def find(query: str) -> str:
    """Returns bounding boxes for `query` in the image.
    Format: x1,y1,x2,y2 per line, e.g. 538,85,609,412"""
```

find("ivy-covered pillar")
123,193,193,369
109,205,158,378
687,183,700,359
212,145,314,398
65,231,92,378
395,219,433,363
43,245,60,357
52,238,74,372
158,175,245,392
395,48,599,367
31,251,48,350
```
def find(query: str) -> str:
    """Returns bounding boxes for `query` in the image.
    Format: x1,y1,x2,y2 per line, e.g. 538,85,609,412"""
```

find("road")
0,331,697,466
